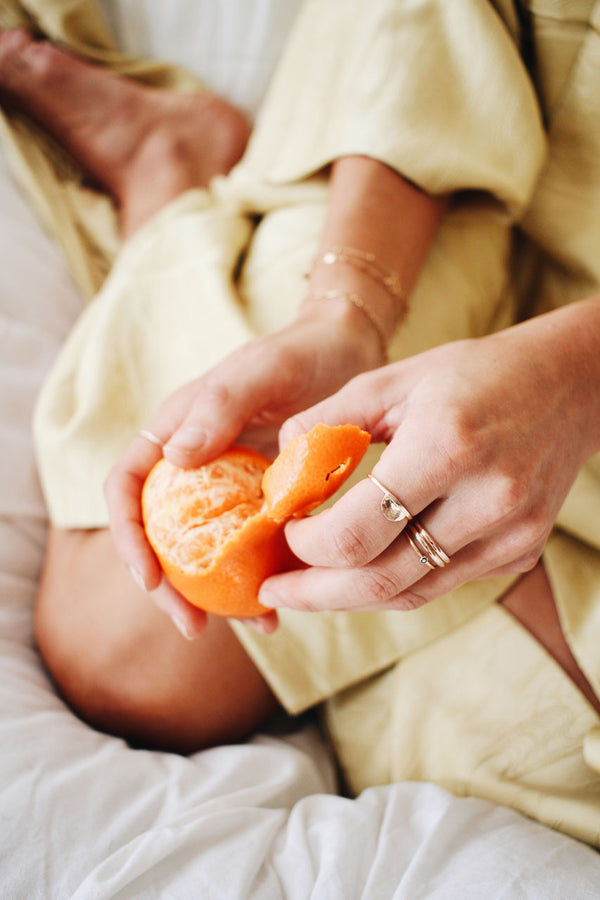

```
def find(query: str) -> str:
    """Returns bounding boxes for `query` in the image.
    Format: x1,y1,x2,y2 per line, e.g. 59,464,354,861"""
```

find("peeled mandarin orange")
142,423,370,618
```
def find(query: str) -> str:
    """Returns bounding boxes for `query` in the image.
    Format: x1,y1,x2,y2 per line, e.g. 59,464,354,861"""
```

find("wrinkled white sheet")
1,4,600,896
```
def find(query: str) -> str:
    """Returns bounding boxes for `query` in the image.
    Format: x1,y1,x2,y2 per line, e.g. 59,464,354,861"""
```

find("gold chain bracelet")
312,289,388,363
314,246,404,303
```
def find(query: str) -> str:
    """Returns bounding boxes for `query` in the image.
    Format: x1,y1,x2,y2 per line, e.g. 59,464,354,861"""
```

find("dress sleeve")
240,0,547,217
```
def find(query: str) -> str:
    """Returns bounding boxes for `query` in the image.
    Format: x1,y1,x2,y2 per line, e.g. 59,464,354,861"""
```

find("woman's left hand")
258,301,600,613
103,300,383,635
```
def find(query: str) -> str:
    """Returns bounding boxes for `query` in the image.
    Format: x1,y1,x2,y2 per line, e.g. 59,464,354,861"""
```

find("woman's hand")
258,299,600,613
104,300,383,636
105,155,446,636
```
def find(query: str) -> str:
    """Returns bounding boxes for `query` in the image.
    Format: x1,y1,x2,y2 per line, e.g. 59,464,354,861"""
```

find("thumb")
278,367,391,451
162,343,284,467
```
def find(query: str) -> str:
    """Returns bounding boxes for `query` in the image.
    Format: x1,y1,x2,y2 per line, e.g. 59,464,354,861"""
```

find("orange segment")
142,446,283,618
142,424,371,618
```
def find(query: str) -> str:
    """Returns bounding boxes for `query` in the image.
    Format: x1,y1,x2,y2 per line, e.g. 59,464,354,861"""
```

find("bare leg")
500,562,600,715
0,29,251,235
35,527,279,753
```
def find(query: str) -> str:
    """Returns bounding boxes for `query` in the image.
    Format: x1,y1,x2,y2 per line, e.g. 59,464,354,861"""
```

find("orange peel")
142,423,370,617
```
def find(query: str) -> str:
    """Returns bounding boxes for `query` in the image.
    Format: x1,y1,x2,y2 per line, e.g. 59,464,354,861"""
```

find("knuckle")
390,588,430,611
329,525,372,568
434,413,482,481
493,473,530,520
506,548,543,574
513,511,550,554
498,514,549,573
354,567,401,607
201,379,233,411
518,550,543,573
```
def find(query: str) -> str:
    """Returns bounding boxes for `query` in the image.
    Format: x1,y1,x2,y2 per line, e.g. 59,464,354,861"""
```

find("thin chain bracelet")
312,289,389,363
314,246,404,303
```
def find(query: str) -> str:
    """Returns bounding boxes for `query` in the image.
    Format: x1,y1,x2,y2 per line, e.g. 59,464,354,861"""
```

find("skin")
107,156,446,634
0,29,250,235
261,299,600,611
4,31,598,750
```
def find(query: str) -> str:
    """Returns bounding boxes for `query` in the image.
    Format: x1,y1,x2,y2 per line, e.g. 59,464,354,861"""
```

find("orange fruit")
142,424,371,618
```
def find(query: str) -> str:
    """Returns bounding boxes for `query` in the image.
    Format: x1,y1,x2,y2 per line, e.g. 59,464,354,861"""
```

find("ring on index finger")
367,473,412,523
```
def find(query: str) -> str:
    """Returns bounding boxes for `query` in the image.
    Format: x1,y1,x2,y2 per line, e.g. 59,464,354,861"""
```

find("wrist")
509,296,600,463
308,247,403,340
299,291,386,371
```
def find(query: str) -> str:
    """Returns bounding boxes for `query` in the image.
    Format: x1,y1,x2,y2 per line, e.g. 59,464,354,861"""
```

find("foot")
0,29,251,235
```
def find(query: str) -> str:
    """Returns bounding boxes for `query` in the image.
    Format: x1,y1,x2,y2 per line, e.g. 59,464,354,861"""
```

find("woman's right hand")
258,297,600,615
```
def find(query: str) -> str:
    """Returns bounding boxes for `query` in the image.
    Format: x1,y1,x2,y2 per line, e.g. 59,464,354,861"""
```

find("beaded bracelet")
311,289,388,363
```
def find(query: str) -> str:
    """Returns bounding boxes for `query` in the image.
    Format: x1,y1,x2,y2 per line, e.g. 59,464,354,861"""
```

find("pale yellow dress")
2,0,599,847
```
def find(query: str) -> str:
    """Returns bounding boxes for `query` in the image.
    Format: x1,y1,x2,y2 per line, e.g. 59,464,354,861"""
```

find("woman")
3,0,599,846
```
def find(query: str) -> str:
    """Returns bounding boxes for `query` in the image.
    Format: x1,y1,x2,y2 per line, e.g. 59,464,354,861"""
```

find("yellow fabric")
3,0,600,845
325,605,600,848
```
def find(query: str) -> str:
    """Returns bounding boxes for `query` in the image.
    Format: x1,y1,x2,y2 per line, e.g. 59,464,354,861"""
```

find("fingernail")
171,616,196,641
165,425,207,453
129,566,148,591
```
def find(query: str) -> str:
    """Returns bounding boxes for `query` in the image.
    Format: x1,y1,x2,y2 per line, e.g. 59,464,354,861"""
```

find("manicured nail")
165,425,207,453
171,616,196,641
129,566,148,591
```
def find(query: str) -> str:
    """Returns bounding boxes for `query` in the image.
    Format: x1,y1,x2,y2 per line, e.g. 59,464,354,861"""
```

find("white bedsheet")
2,4,600,897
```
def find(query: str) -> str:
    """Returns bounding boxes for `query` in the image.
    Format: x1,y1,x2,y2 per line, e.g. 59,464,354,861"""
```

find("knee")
34,527,279,753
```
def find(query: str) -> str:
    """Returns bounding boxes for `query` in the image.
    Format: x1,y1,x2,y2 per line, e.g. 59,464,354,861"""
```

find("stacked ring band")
405,527,435,569
405,520,450,569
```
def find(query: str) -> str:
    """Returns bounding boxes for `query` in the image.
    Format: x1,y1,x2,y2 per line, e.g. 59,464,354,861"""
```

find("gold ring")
405,520,450,569
138,429,164,448
405,526,435,569
367,473,412,523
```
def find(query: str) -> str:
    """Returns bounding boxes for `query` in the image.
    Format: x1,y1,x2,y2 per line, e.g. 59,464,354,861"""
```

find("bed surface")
1,2,600,896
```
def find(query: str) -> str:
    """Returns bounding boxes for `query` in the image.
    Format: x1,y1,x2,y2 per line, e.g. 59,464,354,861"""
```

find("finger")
282,426,454,570
237,611,279,634
258,544,431,612
260,489,488,612
150,577,208,639
257,564,409,612
104,430,168,588
386,537,542,610
283,476,411,569
162,341,297,468
258,532,472,613
278,367,393,451
265,498,542,614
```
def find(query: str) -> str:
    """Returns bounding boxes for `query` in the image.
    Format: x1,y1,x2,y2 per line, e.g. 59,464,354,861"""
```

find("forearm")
307,155,447,339
512,294,600,463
